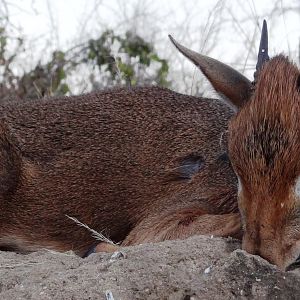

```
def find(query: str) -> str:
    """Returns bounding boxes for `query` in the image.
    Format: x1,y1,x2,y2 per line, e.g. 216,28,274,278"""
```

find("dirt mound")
0,235,299,299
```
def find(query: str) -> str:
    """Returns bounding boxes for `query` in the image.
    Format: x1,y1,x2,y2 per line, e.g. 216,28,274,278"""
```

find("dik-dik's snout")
241,230,285,270
239,191,300,271
243,232,300,272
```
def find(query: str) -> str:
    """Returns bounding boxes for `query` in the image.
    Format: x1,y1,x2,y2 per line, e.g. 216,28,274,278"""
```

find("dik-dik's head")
170,21,300,270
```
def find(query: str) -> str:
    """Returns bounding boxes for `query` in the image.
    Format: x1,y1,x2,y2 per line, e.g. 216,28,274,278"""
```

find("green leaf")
60,83,70,94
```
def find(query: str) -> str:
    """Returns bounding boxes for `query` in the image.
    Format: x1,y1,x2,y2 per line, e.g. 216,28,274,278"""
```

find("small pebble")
109,251,125,262
105,290,114,300
204,266,212,274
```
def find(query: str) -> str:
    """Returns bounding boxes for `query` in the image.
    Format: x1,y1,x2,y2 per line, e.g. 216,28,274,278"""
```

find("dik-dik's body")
0,87,239,256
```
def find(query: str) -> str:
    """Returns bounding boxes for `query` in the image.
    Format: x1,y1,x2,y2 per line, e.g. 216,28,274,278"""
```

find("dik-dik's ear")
0,121,22,195
169,35,252,110
169,21,270,111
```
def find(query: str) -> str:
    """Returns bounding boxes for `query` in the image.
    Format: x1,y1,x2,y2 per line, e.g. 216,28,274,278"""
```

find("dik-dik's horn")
253,20,270,84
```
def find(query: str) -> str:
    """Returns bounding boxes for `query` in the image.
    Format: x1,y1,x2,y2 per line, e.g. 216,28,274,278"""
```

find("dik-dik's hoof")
83,243,120,257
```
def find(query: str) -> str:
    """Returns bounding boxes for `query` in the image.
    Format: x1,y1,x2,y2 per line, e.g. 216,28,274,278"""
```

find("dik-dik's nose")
242,232,285,269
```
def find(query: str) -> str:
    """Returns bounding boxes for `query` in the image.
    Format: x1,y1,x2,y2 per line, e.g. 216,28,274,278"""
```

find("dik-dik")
171,21,300,271
0,73,240,256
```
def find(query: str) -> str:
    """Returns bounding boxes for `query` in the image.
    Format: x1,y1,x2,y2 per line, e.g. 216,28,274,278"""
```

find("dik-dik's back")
0,86,238,256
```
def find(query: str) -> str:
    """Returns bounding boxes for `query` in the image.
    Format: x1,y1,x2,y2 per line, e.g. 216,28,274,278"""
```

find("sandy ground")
0,235,300,300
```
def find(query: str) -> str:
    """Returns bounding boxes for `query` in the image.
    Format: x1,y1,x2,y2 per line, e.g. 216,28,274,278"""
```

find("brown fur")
228,56,300,269
0,86,240,256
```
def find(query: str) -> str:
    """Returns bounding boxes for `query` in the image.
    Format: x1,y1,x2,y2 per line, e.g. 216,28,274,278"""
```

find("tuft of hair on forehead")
228,55,300,193
253,55,300,115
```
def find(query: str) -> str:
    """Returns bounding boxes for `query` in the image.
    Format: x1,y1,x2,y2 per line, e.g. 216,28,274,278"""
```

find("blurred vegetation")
1,0,299,101
0,26,169,101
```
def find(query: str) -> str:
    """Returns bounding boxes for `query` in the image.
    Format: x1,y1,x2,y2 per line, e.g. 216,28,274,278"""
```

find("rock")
0,235,299,299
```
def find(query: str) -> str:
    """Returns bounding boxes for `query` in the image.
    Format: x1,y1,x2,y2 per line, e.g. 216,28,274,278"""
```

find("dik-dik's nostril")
285,255,300,272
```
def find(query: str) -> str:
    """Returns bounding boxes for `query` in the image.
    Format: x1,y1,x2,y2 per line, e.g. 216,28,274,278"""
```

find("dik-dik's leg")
122,208,242,246
87,208,241,256
83,241,120,257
